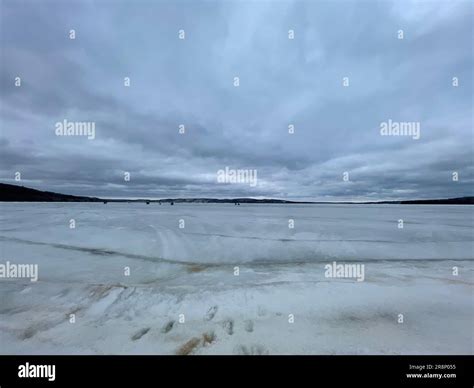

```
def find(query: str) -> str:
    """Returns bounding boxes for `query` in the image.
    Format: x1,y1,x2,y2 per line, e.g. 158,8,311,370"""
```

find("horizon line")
1,182,473,204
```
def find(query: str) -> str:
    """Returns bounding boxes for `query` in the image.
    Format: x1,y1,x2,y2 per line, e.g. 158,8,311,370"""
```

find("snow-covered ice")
0,203,472,354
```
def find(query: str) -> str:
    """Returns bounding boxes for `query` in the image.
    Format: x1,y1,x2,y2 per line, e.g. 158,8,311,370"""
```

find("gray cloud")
0,0,472,200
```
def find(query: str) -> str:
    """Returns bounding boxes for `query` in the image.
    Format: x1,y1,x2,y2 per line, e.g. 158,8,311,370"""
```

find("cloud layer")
1,0,472,200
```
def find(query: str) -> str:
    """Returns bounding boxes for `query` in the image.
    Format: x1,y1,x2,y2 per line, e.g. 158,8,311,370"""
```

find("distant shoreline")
1,183,473,205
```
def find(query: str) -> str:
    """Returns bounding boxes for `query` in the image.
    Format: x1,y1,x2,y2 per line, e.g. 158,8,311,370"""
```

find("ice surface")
0,203,472,354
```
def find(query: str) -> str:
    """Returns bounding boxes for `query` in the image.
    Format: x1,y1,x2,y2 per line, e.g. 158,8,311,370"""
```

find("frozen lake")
0,203,473,354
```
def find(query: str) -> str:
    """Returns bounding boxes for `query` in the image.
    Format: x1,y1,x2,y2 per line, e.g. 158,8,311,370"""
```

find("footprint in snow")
204,305,218,321
161,320,175,334
131,327,150,341
244,320,254,333
222,319,234,335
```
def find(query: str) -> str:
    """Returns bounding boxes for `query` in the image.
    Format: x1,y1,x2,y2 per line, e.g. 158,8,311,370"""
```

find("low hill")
0,183,102,202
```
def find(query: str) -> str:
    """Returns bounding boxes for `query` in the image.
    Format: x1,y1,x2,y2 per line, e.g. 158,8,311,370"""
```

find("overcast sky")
1,0,472,200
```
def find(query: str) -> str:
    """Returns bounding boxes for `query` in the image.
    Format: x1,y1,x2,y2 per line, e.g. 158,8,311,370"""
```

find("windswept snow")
0,203,472,354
